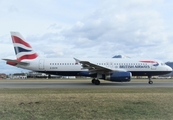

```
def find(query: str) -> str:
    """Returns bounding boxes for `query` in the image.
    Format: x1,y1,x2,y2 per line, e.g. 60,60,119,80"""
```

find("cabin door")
151,65,156,70
39,59,45,70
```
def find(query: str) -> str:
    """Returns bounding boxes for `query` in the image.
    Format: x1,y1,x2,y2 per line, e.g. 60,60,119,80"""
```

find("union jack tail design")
11,32,38,61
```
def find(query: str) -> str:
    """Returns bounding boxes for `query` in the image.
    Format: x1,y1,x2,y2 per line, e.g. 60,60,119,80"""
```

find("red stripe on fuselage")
140,60,157,63
17,53,38,61
12,36,31,48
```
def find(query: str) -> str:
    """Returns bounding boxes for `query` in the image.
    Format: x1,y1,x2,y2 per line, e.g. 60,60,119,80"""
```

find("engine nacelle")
104,72,131,82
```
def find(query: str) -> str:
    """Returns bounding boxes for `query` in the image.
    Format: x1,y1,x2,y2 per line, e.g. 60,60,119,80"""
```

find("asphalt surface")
0,79,173,89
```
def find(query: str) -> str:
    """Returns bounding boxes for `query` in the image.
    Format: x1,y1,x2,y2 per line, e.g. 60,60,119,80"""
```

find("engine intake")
104,72,131,82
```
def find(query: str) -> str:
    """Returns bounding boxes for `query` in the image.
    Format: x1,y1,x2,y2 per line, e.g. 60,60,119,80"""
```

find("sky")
0,0,173,74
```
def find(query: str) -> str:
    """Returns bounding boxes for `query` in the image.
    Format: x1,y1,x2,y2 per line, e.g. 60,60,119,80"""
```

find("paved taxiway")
0,79,172,89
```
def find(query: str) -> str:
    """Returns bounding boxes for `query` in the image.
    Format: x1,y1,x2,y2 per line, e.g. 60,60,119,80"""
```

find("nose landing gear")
148,76,153,84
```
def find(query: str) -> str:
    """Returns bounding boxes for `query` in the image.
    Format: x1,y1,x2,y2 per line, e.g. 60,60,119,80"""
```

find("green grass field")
0,88,173,120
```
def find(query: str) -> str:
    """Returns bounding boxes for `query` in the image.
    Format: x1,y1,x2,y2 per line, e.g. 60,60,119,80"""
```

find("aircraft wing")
74,58,126,74
2,59,29,65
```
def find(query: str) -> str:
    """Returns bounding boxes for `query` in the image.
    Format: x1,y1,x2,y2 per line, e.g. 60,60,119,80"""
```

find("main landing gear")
47,74,51,79
148,76,153,84
92,78,100,85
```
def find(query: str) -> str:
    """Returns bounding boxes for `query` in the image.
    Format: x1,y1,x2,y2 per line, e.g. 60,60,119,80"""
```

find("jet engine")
104,72,132,82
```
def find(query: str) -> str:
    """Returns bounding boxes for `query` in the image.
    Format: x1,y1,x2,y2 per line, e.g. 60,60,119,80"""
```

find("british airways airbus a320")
2,32,172,85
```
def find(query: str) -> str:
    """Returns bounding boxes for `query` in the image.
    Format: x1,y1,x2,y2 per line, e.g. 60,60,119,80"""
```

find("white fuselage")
16,58,172,77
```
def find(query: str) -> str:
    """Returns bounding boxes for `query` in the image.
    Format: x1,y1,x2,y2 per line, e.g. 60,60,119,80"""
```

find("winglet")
74,58,80,63
74,58,83,65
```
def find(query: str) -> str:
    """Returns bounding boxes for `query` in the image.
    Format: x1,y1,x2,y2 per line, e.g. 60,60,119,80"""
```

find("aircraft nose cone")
167,66,172,71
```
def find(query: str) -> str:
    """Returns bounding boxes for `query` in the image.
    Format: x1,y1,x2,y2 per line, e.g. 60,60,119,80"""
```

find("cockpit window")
161,63,165,65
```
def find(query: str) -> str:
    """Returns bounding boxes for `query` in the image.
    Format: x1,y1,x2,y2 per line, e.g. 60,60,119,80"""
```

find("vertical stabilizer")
11,32,38,61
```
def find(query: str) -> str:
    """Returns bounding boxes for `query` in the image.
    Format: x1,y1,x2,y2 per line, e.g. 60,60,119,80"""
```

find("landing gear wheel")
148,81,153,84
148,76,153,84
92,79,95,84
94,80,100,85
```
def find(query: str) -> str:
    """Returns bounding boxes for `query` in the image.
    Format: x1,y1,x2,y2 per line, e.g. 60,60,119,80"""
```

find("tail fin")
11,32,38,61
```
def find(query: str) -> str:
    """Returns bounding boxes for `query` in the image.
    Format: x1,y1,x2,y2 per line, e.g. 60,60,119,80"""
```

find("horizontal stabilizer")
2,59,29,66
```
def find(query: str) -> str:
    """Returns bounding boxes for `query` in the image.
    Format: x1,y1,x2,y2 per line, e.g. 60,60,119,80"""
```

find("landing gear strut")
148,76,153,84
91,78,100,85
48,74,51,79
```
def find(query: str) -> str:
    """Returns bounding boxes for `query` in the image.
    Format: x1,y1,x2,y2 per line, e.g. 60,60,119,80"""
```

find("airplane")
2,32,172,85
